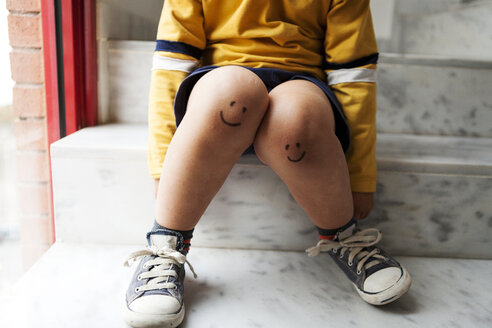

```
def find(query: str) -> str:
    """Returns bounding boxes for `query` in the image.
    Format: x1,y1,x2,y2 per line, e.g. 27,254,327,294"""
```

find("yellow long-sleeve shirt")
148,0,379,192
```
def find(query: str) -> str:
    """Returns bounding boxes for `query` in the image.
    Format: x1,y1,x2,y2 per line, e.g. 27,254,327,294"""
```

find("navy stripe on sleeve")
155,40,202,60
323,53,379,70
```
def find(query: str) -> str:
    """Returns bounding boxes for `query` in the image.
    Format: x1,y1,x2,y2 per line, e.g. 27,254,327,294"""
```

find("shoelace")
124,246,197,292
306,228,385,275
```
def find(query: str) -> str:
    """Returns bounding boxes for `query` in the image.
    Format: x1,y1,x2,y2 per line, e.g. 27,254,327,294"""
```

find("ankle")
151,221,194,254
316,218,356,240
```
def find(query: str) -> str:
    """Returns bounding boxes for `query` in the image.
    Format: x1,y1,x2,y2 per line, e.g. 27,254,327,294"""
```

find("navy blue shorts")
174,65,350,153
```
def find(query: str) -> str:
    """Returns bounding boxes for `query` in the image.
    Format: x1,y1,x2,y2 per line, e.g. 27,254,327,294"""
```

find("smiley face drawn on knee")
285,142,306,162
219,101,247,127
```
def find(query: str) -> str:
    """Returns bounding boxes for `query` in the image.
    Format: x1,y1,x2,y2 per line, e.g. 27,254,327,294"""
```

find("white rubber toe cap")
363,267,402,293
129,295,181,315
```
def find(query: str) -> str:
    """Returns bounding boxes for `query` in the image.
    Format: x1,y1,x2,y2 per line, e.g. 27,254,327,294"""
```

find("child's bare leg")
155,66,269,230
254,80,353,229
254,82,413,305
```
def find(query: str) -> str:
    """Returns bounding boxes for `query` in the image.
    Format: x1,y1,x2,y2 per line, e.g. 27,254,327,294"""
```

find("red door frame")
41,0,60,145
41,0,98,242
60,0,98,134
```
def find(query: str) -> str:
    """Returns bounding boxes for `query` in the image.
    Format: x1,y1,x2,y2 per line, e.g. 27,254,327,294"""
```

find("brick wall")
7,0,54,270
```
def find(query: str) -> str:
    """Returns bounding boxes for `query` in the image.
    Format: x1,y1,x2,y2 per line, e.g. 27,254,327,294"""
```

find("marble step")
1,242,491,327
101,41,492,137
50,124,492,258
400,1,492,59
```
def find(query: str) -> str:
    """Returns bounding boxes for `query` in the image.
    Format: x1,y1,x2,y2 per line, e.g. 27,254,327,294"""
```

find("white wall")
0,0,18,235
0,0,13,108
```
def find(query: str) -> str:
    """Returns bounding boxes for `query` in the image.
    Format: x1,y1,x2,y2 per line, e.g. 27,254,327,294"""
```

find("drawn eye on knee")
219,101,247,127
285,142,306,162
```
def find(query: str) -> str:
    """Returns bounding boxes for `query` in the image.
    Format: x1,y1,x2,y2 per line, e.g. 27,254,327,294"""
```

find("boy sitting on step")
124,1,412,327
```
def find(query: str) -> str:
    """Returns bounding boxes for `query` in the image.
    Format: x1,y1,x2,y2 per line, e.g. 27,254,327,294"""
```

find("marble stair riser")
51,150,492,259
400,2,492,59
377,63,492,137
378,0,478,52
51,156,155,245
104,41,492,137
394,0,462,16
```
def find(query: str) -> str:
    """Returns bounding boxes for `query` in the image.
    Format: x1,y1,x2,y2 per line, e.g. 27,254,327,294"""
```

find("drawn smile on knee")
285,142,306,162
220,101,247,127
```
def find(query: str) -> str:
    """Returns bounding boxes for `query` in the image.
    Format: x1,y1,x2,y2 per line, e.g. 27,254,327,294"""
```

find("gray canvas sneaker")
306,223,411,305
123,229,196,328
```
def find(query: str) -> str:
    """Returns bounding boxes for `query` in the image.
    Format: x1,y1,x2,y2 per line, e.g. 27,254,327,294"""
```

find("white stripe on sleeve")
326,68,377,85
152,54,199,73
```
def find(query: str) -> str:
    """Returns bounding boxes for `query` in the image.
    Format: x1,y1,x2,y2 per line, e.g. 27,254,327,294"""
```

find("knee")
255,108,329,165
186,66,269,133
254,83,336,165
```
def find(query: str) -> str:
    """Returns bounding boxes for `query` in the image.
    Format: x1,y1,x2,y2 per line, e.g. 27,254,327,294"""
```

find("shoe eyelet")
356,270,362,275
137,275,142,281
135,287,140,293
348,262,353,267
332,248,337,253
339,254,344,259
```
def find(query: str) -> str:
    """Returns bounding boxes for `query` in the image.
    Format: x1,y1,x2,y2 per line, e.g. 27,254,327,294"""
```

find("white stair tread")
52,123,492,176
1,243,491,327
379,52,492,69
50,123,147,160
375,133,492,175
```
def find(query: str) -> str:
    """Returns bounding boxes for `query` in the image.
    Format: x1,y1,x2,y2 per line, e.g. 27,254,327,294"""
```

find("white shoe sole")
355,267,412,305
122,303,185,328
